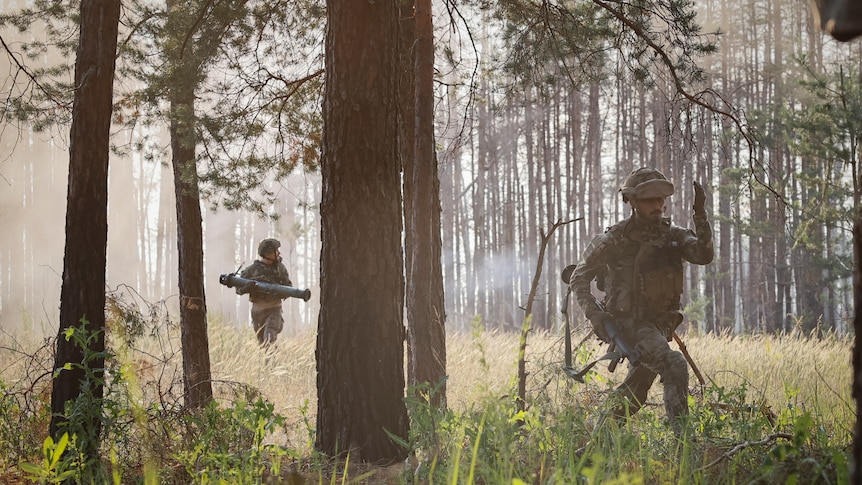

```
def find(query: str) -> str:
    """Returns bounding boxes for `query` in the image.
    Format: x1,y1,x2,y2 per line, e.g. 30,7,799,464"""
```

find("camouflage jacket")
239,259,292,304
572,212,713,325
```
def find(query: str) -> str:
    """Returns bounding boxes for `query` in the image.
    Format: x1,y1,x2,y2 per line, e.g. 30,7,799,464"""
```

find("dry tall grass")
0,318,853,460
199,320,853,452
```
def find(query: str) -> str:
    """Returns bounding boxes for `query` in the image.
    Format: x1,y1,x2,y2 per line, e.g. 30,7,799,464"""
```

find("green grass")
0,313,852,484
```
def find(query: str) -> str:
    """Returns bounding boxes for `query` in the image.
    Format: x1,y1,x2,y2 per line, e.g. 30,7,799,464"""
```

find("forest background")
0,0,859,482
1,0,859,340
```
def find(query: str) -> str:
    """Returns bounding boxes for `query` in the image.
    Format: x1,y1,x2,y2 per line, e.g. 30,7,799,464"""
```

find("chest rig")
245,260,290,303
601,217,684,319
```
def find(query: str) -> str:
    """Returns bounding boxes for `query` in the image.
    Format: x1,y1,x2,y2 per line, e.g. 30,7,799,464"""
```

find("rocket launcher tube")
219,273,311,302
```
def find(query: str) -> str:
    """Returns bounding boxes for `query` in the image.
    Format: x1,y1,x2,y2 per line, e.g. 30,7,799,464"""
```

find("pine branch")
0,33,69,113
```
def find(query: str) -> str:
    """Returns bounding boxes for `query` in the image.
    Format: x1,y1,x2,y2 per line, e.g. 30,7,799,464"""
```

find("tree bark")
166,0,214,409
853,217,862,484
170,88,214,408
316,0,409,464
50,0,120,461
401,0,447,407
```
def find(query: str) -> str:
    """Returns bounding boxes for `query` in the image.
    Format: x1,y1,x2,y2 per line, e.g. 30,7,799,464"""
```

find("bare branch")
697,433,794,471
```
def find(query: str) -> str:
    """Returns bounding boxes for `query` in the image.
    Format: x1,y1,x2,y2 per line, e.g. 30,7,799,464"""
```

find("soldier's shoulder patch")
585,233,617,259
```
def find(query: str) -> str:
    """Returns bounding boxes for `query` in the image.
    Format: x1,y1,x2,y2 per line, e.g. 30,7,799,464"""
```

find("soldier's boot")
608,364,655,421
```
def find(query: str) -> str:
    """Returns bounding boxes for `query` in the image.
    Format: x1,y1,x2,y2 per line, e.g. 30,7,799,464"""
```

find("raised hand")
693,181,706,214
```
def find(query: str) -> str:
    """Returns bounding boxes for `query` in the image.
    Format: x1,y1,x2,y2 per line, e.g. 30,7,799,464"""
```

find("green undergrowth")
396,325,852,485
398,379,850,484
0,309,852,484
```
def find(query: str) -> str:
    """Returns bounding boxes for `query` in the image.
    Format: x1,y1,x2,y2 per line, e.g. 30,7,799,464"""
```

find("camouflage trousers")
608,322,689,430
250,303,284,347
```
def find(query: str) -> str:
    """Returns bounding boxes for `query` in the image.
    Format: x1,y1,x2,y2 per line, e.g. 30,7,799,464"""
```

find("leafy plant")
53,323,110,454
18,433,79,484
173,397,290,483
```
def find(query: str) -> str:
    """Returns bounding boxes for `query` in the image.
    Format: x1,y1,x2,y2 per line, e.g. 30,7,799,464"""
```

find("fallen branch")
697,432,793,471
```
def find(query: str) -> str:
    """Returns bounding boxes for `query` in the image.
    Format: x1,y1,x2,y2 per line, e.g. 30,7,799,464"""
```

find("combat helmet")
258,238,281,257
620,167,675,203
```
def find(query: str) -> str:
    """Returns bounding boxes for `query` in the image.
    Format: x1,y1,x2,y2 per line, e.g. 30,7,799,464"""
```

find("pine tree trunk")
50,0,120,461
205,209,238,323
587,83,603,236
852,217,862,484
402,0,447,407
169,84,214,408
316,0,409,463
797,156,824,333
718,124,734,332
156,155,176,299
166,0,213,409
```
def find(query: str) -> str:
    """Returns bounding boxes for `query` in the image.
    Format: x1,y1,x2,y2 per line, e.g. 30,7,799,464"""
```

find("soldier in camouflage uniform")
237,238,293,347
570,167,714,432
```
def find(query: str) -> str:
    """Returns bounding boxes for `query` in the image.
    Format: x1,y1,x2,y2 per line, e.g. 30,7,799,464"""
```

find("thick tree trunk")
165,0,214,408
170,88,214,408
316,0,409,464
401,0,447,407
399,0,418,391
50,0,120,461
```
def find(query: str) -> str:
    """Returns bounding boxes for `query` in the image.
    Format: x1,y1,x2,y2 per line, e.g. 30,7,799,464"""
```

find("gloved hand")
589,312,613,342
693,181,706,214
236,281,257,295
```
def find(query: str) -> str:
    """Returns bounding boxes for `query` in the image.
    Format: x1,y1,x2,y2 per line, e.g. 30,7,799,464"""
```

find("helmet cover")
620,167,675,202
258,238,281,257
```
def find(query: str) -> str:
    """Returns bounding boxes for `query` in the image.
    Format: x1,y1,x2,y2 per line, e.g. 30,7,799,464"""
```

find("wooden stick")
673,332,706,387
